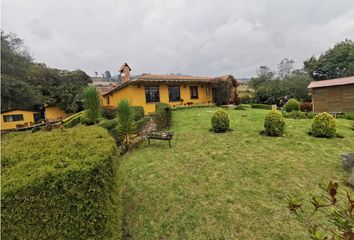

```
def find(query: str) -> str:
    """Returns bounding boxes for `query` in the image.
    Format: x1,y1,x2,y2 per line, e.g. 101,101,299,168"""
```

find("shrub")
63,114,81,128
1,126,118,239
282,111,315,119
338,112,354,120
80,111,95,125
311,112,336,138
152,103,172,130
264,110,285,136
284,99,299,112
83,86,101,123
211,109,230,132
115,100,137,151
299,102,313,112
250,103,272,110
98,119,117,131
101,106,117,119
132,106,144,121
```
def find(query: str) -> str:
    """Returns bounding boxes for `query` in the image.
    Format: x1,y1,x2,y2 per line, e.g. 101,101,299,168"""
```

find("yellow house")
45,106,67,122
1,109,42,130
100,63,238,113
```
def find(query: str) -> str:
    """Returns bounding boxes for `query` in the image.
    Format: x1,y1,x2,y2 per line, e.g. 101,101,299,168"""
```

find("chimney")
119,63,131,83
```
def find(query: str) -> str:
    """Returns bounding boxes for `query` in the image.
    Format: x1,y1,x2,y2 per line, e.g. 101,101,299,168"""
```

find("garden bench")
146,131,174,148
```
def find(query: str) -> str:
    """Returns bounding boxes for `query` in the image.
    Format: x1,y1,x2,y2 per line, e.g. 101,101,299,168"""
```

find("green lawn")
116,107,354,239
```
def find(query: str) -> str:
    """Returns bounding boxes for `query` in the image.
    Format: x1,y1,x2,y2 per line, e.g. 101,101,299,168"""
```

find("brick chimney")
119,63,131,83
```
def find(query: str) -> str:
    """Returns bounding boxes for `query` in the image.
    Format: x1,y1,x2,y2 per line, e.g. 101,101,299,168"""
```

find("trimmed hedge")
311,112,336,138
250,104,272,110
283,111,315,119
132,106,145,121
284,99,299,112
1,126,118,239
211,109,230,132
98,118,117,131
152,103,171,130
264,110,285,136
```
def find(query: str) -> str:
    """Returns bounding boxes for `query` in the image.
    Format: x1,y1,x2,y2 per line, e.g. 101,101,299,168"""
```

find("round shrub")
300,102,313,112
211,109,230,132
264,110,285,136
311,112,336,138
284,99,300,112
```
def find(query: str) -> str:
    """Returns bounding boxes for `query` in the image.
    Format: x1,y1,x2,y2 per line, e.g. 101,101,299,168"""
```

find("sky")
2,0,354,78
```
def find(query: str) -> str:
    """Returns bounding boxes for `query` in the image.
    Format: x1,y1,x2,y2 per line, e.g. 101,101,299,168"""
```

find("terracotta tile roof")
102,74,237,96
308,76,354,89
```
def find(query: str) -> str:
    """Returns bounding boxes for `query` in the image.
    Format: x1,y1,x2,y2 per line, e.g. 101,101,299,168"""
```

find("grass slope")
117,108,354,239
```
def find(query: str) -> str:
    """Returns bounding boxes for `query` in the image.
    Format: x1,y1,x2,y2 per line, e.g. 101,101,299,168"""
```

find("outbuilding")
308,76,354,113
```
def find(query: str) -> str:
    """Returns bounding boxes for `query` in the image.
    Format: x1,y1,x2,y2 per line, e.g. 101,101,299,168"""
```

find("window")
168,86,181,102
106,96,110,105
145,86,160,102
190,86,198,99
3,114,24,122
206,86,211,97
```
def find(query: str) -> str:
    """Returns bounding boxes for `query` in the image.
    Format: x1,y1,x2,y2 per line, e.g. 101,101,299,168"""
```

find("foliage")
304,39,354,80
300,102,313,112
263,110,285,136
115,100,137,151
101,106,117,119
171,103,215,110
1,31,91,112
250,103,272,110
62,111,83,128
83,86,101,124
337,112,354,121
213,81,230,105
211,109,230,132
284,99,300,112
132,106,145,121
98,119,117,131
287,180,354,240
283,111,315,119
152,103,172,130
1,126,118,239
311,112,336,138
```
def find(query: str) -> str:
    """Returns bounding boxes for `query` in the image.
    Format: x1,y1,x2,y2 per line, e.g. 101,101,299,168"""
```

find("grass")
116,107,354,239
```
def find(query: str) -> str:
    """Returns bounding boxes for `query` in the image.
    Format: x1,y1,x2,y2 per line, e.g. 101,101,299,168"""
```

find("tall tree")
249,66,275,89
278,58,295,79
304,39,354,80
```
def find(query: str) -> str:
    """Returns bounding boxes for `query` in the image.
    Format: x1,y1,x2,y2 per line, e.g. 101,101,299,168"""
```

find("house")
308,76,354,113
44,105,67,122
100,63,238,113
1,109,42,130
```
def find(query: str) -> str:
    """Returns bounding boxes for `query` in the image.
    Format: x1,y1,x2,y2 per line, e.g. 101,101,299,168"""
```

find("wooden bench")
146,131,174,148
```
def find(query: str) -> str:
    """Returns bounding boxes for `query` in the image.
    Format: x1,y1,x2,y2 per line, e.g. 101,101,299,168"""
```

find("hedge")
250,104,272,110
1,126,118,239
132,106,145,121
152,103,172,130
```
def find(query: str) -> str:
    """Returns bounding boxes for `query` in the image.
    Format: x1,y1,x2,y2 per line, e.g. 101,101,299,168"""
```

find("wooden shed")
308,76,354,113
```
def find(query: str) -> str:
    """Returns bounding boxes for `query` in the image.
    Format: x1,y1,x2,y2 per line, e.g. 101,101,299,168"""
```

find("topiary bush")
299,102,313,112
211,109,230,132
311,112,336,138
1,126,118,239
264,110,285,136
284,99,300,112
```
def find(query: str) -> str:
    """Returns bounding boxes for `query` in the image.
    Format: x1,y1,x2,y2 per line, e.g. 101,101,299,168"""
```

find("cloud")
2,0,354,77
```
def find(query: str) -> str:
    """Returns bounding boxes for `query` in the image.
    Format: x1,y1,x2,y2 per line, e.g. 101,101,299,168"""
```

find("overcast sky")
2,0,354,78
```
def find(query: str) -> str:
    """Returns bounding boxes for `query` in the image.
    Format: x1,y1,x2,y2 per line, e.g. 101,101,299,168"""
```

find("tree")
82,86,101,124
212,81,230,105
104,70,112,79
249,66,275,89
304,39,354,80
278,58,295,79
